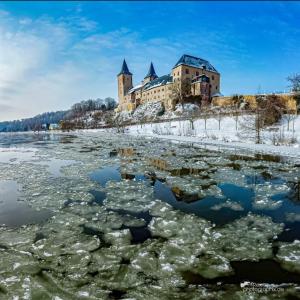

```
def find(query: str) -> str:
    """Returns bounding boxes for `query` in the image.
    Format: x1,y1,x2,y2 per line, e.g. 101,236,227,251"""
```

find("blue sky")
0,1,300,120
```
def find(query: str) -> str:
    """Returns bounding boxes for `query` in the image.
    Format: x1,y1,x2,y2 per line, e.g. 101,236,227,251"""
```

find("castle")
117,54,221,111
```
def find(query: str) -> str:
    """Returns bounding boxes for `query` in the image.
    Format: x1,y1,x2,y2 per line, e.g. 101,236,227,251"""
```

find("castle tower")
143,62,158,84
117,59,133,107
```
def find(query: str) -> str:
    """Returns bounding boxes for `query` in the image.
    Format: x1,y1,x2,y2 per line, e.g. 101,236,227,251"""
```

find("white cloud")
19,18,32,25
0,12,182,121
0,13,115,121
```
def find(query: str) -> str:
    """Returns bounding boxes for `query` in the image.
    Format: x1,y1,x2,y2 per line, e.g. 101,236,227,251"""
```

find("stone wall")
212,94,297,111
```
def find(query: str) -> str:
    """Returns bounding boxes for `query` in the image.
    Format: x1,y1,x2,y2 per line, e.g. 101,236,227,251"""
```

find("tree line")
0,111,67,132
0,97,117,132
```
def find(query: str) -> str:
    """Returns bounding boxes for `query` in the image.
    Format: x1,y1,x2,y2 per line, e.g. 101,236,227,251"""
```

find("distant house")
49,123,59,130
117,54,221,111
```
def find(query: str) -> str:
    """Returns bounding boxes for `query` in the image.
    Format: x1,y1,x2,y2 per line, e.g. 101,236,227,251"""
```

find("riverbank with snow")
124,115,300,162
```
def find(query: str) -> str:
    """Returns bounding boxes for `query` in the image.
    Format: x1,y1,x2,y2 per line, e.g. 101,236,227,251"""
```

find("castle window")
216,86,218,90
177,72,179,76
162,88,164,91
212,75,215,80
185,69,189,74
196,71,199,76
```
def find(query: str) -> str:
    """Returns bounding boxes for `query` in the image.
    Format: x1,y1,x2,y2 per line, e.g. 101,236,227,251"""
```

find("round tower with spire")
143,62,158,84
117,59,133,109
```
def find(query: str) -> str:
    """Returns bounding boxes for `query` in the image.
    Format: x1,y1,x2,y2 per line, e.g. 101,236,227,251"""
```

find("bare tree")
240,108,264,144
240,95,284,144
231,94,243,131
282,109,296,131
213,107,224,131
287,74,300,93
201,104,210,131
109,113,125,133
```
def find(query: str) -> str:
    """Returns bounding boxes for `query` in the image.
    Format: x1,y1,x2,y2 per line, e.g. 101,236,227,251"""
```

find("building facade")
117,54,221,111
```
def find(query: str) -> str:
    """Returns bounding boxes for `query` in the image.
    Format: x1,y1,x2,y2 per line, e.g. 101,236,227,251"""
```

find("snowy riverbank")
124,115,300,161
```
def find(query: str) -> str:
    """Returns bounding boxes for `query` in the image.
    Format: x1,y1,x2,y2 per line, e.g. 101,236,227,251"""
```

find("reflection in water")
182,259,300,284
0,132,76,147
90,165,300,241
40,158,79,177
0,131,299,298
0,148,38,164
0,180,52,227
90,166,121,186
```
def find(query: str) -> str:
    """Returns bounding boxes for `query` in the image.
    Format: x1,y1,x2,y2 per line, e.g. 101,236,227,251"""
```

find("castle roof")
173,54,218,73
128,84,143,94
143,74,172,91
145,62,158,79
118,59,132,76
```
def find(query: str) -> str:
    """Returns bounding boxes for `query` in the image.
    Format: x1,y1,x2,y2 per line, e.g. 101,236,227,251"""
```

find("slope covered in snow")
125,114,300,161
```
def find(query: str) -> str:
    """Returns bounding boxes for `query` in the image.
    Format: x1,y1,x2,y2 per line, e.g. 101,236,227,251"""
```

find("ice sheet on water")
104,229,132,246
0,132,299,298
211,200,244,211
41,212,87,234
148,200,176,218
0,225,38,248
212,168,246,187
285,213,300,222
276,240,300,274
104,180,154,212
0,249,40,274
165,175,223,201
83,210,124,232
211,213,284,261
192,252,233,279
252,183,290,210
31,229,100,258
147,207,235,279
0,147,38,164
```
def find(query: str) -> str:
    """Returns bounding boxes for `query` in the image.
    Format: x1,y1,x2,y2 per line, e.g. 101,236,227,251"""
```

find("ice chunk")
192,252,233,279
276,240,300,273
31,229,100,259
211,213,284,261
104,229,132,246
285,213,300,222
211,200,244,211
0,226,38,248
104,180,154,212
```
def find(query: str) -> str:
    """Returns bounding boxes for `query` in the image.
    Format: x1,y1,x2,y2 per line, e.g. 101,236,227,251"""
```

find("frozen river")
0,131,299,299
